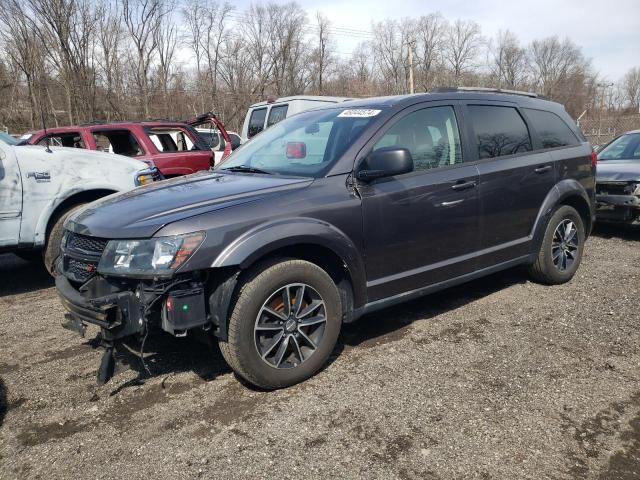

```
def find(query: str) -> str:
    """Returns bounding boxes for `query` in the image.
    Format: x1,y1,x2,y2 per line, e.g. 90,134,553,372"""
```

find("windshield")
217,107,380,177
0,132,17,146
598,133,640,161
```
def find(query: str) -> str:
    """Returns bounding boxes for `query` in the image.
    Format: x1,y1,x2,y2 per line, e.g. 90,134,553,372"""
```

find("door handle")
439,199,464,207
534,165,552,174
451,181,476,191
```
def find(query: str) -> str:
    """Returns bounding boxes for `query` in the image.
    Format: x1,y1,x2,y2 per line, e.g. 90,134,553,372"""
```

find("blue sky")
232,0,640,80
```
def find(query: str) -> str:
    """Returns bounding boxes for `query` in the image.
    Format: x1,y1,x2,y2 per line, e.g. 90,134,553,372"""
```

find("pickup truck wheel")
219,259,342,390
528,205,585,285
43,203,87,276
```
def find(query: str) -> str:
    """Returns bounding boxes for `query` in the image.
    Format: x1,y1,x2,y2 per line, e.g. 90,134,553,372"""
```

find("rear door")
144,125,213,175
463,102,555,267
0,143,22,247
360,102,481,301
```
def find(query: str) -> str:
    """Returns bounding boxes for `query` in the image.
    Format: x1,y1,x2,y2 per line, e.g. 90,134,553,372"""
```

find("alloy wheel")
551,219,579,272
254,283,327,369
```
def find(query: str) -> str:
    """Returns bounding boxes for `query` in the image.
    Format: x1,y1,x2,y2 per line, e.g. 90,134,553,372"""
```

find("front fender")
212,217,367,307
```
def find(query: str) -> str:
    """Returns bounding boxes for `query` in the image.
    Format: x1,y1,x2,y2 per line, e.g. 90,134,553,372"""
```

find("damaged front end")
595,181,640,225
55,230,231,384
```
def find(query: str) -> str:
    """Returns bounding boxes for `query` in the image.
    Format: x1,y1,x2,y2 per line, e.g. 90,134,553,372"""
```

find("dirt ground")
0,226,639,480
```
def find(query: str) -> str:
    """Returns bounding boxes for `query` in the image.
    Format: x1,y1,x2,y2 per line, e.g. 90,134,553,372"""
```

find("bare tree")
444,19,482,86
621,66,640,111
415,13,446,90
122,0,165,118
489,30,528,89
311,12,334,94
155,7,178,116
0,0,47,128
96,0,125,120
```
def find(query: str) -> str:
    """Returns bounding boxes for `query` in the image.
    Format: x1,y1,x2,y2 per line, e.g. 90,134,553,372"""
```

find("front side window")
523,108,579,149
468,105,532,159
373,106,463,171
598,133,640,161
267,104,289,127
219,107,379,177
37,132,85,148
93,129,143,156
248,108,268,138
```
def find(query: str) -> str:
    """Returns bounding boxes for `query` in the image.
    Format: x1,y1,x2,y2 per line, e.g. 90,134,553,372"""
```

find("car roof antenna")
40,105,52,153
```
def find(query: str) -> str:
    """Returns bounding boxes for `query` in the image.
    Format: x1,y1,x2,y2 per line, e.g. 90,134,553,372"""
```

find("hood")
596,160,640,182
67,171,312,238
17,145,149,172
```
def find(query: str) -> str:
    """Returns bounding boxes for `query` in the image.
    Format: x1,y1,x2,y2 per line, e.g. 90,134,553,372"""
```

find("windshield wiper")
221,165,272,175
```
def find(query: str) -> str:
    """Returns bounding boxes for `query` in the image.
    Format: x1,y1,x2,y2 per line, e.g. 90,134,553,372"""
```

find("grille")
66,233,108,255
66,257,98,283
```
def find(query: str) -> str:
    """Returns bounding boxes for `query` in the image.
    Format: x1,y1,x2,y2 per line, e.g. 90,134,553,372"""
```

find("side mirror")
230,136,241,150
356,147,413,181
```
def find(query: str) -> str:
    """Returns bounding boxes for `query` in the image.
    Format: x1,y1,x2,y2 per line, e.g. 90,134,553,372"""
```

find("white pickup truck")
0,137,159,274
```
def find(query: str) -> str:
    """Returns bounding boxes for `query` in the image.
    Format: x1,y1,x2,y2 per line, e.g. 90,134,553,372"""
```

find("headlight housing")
98,232,205,278
135,167,160,186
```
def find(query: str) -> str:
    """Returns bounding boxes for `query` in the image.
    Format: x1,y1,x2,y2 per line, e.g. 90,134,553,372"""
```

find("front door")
0,143,22,247
359,104,481,301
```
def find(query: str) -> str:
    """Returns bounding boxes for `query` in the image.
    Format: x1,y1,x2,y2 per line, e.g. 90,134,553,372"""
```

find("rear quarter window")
523,108,579,149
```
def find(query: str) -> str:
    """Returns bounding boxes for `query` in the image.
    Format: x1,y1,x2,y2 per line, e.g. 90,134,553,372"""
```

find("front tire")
43,203,87,276
219,259,342,389
529,205,585,285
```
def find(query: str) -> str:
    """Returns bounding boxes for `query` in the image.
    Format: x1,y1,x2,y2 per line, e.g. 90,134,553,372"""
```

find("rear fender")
530,179,593,254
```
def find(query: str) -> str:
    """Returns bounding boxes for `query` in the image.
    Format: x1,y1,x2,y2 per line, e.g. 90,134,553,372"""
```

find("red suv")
19,113,232,177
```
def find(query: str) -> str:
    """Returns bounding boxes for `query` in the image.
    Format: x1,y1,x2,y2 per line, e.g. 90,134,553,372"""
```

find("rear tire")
219,259,342,389
528,205,585,285
43,203,87,276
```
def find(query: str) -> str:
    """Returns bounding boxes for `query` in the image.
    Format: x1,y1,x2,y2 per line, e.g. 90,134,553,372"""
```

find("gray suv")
56,88,596,389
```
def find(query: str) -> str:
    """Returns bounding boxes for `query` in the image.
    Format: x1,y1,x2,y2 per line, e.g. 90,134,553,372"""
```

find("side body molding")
212,217,367,308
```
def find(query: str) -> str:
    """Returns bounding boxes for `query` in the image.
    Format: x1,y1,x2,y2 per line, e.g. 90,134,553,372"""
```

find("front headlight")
98,232,205,278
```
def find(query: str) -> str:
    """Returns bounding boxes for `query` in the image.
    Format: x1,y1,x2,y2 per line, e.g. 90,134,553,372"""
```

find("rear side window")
37,132,84,148
523,108,579,149
146,127,203,153
248,108,267,138
467,105,532,159
267,104,289,127
93,129,143,156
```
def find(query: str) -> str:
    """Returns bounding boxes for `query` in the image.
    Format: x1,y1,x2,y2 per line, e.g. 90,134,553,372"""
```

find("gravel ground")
0,226,639,480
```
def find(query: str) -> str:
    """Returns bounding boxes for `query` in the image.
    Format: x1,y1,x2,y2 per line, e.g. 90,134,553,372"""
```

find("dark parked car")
56,89,595,389
594,130,640,225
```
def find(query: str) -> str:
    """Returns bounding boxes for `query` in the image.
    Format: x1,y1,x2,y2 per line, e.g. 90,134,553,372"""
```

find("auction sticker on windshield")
338,109,381,118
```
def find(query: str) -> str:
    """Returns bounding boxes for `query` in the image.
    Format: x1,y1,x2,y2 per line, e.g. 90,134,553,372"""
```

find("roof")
248,95,353,108
24,120,193,137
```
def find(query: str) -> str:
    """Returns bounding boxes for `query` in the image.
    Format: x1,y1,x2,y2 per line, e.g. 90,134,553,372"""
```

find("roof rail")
430,86,540,98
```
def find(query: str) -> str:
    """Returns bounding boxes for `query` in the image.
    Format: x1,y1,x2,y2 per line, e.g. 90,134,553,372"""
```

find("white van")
241,95,352,140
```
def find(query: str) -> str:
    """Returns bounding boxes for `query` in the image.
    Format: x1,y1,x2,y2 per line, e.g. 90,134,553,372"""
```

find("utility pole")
597,82,614,145
408,42,414,94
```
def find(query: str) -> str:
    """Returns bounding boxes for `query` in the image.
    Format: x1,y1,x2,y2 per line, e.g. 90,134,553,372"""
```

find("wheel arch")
531,180,594,255
209,219,367,341
37,189,119,246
